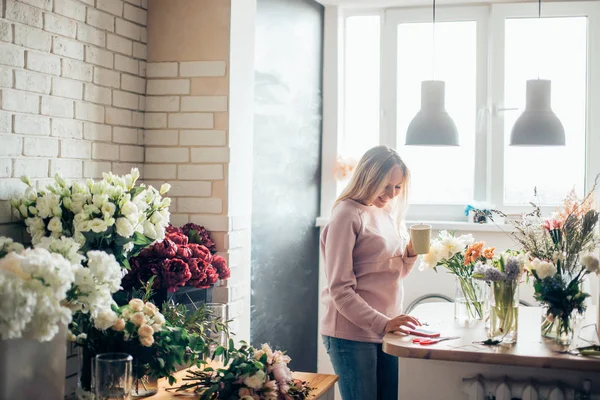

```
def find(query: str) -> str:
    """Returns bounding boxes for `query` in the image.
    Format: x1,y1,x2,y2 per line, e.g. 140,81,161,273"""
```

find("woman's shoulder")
331,199,365,221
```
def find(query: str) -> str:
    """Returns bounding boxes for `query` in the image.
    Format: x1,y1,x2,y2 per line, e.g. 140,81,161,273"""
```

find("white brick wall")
0,2,148,395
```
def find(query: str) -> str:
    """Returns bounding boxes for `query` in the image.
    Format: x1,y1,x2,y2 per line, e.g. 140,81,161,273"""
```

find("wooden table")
150,365,338,399
383,303,600,372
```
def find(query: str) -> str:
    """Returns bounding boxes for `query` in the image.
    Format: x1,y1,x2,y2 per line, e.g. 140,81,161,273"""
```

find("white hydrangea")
529,258,557,279
0,237,25,255
35,236,85,265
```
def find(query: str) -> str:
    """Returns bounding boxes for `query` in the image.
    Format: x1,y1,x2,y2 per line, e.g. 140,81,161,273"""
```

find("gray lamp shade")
509,79,565,146
405,80,459,146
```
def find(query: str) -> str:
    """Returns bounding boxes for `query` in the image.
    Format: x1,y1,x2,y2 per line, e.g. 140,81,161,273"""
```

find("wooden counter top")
383,303,600,372
150,365,338,399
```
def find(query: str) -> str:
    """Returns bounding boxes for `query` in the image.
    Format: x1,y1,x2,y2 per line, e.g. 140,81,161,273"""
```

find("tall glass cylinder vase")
487,280,519,344
454,276,486,323
204,303,227,363
540,307,559,339
556,312,576,346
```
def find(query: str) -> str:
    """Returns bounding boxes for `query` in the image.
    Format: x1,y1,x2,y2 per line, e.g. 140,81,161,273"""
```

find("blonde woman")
320,145,421,400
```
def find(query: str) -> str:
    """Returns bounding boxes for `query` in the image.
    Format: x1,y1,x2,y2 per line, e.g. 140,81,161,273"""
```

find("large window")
332,2,600,221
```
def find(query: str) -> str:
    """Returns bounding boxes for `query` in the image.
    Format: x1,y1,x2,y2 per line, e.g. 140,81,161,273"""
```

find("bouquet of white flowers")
10,168,171,268
0,236,122,342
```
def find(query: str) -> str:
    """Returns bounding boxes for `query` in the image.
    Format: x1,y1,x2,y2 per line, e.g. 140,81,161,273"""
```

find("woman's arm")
399,239,418,279
323,209,391,335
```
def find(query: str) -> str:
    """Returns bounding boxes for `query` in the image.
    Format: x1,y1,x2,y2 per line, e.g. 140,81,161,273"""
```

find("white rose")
137,324,154,338
243,370,266,390
152,312,165,326
129,298,144,312
582,255,600,275
143,302,157,317
115,218,134,238
121,202,139,220
94,310,118,330
143,221,157,240
139,335,154,347
531,259,557,279
47,217,63,233
90,218,107,234
130,312,146,326
101,202,116,218
112,318,126,332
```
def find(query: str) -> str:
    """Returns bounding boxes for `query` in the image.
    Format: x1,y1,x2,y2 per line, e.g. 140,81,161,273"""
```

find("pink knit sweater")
320,199,417,343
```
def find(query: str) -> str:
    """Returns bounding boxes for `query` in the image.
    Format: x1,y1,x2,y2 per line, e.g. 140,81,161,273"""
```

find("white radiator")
462,374,599,400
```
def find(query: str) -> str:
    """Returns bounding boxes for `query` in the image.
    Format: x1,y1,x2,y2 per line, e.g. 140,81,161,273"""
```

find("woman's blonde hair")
334,145,411,238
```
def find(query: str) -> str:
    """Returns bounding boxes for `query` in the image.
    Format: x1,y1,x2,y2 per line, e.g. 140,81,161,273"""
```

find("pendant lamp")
405,0,459,146
509,0,565,146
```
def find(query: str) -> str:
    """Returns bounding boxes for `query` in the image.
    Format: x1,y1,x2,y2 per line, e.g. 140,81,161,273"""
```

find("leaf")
157,358,165,368
132,231,153,246
121,258,131,270
129,186,145,199
214,346,224,356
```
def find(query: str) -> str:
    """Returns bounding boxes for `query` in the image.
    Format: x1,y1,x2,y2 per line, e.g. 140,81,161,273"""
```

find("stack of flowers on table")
122,223,230,301
503,180,600,345
179,342,312,400
472,251,526,344
419,230,494,321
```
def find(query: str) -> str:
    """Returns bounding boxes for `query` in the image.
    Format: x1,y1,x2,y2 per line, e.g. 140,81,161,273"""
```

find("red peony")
161,258,192,292
166,224,183,235
167,231,188,246
152,238,178,258
187,243,212,262
187,258,208,288
211,255,230,280
182,223,217,254
176,245,193,260
204,265,219,286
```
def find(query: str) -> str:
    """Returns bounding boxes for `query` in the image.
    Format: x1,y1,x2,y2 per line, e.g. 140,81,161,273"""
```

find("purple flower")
484,267,505,282
505,257,521,281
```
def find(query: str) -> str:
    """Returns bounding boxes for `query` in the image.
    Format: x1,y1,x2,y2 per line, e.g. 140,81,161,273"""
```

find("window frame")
319,1,600,223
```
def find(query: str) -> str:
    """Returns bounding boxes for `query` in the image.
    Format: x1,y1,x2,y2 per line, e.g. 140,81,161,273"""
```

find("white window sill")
315,217,514,233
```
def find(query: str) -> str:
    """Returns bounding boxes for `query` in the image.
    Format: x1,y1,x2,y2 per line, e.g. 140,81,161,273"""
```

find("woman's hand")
385,314,421,333
406,240,416,257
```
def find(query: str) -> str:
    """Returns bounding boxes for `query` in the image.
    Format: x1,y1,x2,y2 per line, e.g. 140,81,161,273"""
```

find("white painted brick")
23,137,58,156
178,164,223,180
140,27,147,43
14,158,48,178
112,90,138,109
77,23,105,47
0,134,22,156
112,126,137,143
2,90,39,113
0,159,11,178
62,58,92,82
51,159,82,178
132,111,143,127
75,101,104,123
15,114,50,136
187,215,230,232
181,96,227,112
168,113,213,129
106,34,132,56
121,74,145,93
168,213,189,227
92,142,119,160
143,164,176,179
145,96,179,112
0,21,13,43
52,77,83,99
60,139,91,158
87,8,115,32
51,118,82,139
137,128,144,144
0,112,12,133
26,51,60,75
84,84,112,105
0,43,24,67
119,145,143,162
44,13,76,38
138,61,146,77
191,147,229,163
180,61,226,77
147,79,189,95
145,147,188,163
84,160,111,178
55,0,86,21
132,42,146,59
0,179,27,200
15,70,51,94
105,107,131,125
146,62,177,78
53,36,84,60
150,180,211,197
0,66,13,88
6,1,43,28
179,130,226,146
144,113,166,128
83,122,111,141
85,46,113,68
123,4,146,25
111,162,142,176
41,96,74,118
97,0,123,16
138,95,145,111
114,54,137,74
115,18,140,40
19,0,52,11
80,0,94,5
15,25,51,52
93,67,120,88
141,0,147,9
124,0,141,6
143,130,177,145
178,198,222,214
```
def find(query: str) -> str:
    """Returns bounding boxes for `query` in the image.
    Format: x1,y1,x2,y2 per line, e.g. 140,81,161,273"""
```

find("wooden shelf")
383,303,600,372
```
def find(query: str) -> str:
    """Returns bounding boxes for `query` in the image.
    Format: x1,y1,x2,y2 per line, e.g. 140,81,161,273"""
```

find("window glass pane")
396,21,477,204
504,17,586,205
343,15,380,160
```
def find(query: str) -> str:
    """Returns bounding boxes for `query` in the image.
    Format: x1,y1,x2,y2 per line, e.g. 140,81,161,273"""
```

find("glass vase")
487,280,519,344
204,303,227,363
556,312,575,346
540,307,559,339
132,375,158,398
454,276,486,323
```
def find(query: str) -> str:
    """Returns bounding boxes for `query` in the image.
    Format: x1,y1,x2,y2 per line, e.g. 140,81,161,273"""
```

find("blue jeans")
322,335,398,400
